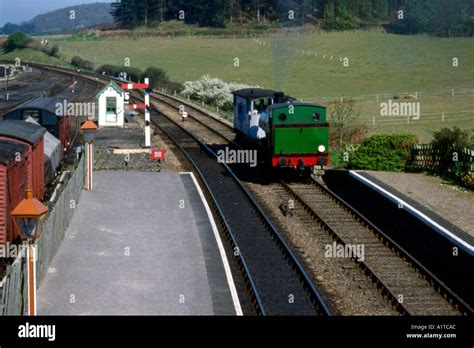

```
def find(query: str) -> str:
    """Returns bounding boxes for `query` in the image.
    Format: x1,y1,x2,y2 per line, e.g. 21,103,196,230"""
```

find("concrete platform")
350,170,474,255
37,171,241,315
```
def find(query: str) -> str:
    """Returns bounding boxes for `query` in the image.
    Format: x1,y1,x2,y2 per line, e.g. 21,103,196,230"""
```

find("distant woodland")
111,0,474,36
1,1,473,36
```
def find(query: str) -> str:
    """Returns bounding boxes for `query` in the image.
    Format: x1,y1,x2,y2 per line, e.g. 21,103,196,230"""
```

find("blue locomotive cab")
233,88,285,141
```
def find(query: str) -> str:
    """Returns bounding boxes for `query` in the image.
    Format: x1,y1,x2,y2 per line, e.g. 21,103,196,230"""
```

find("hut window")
106,97,116,113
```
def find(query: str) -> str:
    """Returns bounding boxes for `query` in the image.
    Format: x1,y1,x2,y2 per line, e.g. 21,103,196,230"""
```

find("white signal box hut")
96,81,125,127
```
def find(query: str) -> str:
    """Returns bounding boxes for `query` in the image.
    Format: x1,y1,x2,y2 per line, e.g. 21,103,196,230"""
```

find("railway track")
151,92,238,142
34,67,101,102
148,108,330,315
21,63,472,315
280,178,467,315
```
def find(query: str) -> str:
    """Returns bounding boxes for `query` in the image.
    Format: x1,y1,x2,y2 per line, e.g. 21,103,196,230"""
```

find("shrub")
348,134,418,171
329,123,368,160
142,66,182,92
2,32,32,53
96,64,142,82
250,20,277,31
121,66,143,82
431,127,473,149
460,171,474,190
71,56,95,71
48,44,60,58
143,66,167,85
328,99,367,151
96,64,119,76
181,75,259,110
429,127,474,188
95,64,182,93
321,17,361,31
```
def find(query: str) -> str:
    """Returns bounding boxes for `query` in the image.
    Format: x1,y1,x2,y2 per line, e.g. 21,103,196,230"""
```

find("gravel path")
362,171,474,236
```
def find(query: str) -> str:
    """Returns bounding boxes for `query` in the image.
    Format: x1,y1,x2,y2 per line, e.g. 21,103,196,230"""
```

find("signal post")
122,78,151,148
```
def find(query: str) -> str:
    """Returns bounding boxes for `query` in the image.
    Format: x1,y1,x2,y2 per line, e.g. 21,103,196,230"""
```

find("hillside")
1,3,113,35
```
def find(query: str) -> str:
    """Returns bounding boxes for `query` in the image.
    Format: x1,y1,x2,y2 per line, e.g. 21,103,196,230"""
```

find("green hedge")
348,134,418,171
96,64,143,82
321,17,361,31
96,64,182,92
142,66,182,92
71,56,95,70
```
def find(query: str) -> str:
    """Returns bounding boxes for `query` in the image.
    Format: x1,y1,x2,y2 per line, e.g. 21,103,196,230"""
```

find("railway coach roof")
232,88,280,99
5,97,65,117
0,120,46,145
0,139,28,165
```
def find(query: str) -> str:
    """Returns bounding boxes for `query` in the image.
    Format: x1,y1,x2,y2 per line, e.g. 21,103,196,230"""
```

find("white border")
349,170,474,254
180,172,243,315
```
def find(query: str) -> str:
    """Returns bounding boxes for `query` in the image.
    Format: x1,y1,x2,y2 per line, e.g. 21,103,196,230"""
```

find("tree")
388,0,473,36
430,127,473,177
328,99,362,150
111,0,132,27
431,127,473,150
2,32,32,53
108,0,473,35
48,44,60,58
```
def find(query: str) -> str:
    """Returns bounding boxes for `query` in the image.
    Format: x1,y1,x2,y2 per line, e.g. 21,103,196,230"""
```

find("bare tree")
328,99,360,150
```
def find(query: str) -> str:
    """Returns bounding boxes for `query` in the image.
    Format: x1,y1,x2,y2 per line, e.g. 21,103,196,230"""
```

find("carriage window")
22,110,40,122
106,97,116,113
313,112,321,121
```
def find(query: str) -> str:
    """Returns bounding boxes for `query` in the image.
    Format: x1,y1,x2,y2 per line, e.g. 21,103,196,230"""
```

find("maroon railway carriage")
0,120,46,199
0,140,29,245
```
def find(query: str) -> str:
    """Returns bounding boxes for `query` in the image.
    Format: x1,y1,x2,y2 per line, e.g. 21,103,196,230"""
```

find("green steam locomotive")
232,88,329,172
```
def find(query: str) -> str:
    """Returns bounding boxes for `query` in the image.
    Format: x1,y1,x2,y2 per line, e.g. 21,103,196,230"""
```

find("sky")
0,0,113,26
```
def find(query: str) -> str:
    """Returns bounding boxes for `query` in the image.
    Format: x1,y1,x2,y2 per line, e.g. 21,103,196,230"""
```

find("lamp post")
81,117,97,191
11,189,48,316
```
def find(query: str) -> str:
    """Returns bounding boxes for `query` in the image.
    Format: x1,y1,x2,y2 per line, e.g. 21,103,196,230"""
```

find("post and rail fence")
408,144,474,173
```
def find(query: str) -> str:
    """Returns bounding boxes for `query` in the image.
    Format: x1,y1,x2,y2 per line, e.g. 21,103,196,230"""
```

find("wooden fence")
408,144,473,172
0,155,85,315
0,245,28,315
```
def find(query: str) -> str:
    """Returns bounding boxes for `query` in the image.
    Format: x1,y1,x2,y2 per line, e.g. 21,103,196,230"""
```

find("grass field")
1,29,473,142
0,48,67,66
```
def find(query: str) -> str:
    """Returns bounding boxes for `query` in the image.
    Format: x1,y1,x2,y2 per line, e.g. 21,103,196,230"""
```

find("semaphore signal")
129,103,148,109
121,78,151,148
